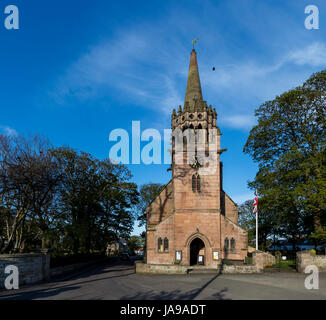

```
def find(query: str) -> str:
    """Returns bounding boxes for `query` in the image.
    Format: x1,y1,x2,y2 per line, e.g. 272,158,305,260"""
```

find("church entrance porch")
189,238,205,266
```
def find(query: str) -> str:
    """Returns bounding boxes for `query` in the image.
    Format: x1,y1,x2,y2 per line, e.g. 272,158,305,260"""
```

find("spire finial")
192,37,199,50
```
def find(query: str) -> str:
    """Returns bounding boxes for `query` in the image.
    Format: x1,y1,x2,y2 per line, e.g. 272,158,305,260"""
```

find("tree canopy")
0,134,139,254
243,70,326,248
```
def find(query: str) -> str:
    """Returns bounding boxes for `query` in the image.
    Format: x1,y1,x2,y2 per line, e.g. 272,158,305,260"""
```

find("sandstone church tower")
145,48,248,268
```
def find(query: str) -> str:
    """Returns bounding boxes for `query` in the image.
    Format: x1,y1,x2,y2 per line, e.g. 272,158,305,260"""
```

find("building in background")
106,238,128,255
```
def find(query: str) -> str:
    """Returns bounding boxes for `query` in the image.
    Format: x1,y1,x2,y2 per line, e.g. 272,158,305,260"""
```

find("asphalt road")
0,259,325,300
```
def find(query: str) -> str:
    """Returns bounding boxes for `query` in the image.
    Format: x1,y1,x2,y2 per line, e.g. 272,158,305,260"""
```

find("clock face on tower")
189,155,203,169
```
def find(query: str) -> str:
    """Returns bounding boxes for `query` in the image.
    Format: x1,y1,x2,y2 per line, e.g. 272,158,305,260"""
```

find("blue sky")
1,0,326,235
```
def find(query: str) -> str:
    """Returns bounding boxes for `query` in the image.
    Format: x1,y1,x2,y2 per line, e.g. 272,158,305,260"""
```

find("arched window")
183,136,188,151
158,237,163,252
183,136,188,163
164,237,169,252
192,175,196,192
192,175,201,193
197,175,201,193
224,238,229,251
231,238,235,251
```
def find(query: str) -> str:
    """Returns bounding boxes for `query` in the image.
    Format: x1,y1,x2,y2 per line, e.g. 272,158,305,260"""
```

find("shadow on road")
121,273,230,300
0,285,82,300
0,260,135,300
0,259,233,300
120,287,229,300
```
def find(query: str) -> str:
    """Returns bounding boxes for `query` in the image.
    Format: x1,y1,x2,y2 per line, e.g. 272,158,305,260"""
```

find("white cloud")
203,42,326,99
51,29,185,115
198,41,326,131
50,4,326,128
0,126,17,137
55,39,326,115
222,115,255,130
203,41,326,89
287,42,326,67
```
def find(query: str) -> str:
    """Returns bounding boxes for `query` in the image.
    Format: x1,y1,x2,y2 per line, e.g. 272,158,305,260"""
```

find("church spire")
184,49,203,108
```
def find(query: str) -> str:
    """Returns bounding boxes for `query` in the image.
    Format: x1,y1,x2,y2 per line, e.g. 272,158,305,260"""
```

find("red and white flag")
253,190,258,213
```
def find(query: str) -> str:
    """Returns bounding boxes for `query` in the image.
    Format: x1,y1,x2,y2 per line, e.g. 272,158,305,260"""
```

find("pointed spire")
184,49,203,108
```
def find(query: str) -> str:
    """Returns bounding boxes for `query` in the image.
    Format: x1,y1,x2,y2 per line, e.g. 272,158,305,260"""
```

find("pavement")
0,258,325,300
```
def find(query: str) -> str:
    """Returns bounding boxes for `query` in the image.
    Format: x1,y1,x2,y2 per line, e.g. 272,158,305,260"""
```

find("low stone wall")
136,261,261,274
0,254,115,289
297,251,326,273
0,253,50,289
135,261,188,274
252,250,275,270
221,264,260,274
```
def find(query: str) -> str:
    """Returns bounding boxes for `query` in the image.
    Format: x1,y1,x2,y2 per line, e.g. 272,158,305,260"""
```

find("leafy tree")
239,199,276,250
238,200,255,245
51,147,100,254
0,135,140,255
244,70,326,248
92,159,138,252
0,134,60,253
140,231,146,239
128,235,144,252
52,147,139,254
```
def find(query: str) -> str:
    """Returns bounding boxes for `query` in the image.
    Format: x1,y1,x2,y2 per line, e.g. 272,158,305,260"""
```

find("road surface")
0,259,325,300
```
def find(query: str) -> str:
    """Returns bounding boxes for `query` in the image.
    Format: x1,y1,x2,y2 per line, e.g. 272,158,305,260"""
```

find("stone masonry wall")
224,193,238,224
136,262,262,274
174,211,221,268
221,217,248,261
146,181,173,225
252,250,275,270
0,253,50,289
297,252,326,273
147,215,175,264
221,264,260,274
135,261,187,274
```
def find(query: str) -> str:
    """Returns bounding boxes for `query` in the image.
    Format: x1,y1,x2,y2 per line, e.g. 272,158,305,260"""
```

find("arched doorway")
190,238,205,265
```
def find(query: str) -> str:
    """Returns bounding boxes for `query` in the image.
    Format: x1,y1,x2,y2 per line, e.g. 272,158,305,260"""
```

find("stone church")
145,48,248,268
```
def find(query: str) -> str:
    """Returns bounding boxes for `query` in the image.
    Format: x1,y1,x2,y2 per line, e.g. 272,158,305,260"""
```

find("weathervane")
192,37,199,49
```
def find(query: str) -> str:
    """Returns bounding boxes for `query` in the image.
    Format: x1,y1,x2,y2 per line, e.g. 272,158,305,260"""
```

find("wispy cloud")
287,42,326,67
53,39,326,119
51,29,185,114
201,41,326,130
0,126,18,137
203,42,326,95
222,115,255,130
50,0,326,130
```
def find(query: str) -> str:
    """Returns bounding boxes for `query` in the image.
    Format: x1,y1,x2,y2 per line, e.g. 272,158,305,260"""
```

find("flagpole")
254,189,258,251
256,208,258,251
